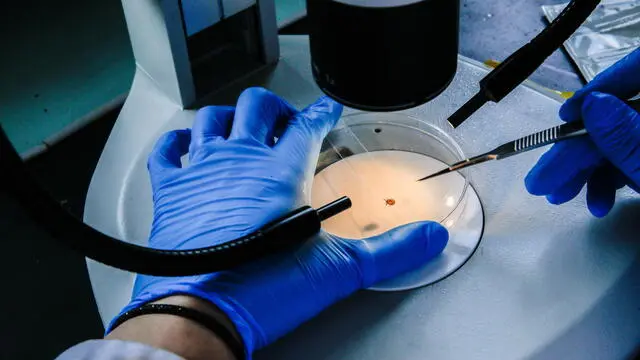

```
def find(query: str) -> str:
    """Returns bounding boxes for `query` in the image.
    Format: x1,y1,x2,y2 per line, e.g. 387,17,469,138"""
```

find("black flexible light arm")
448,0,601,127
0,126,351,276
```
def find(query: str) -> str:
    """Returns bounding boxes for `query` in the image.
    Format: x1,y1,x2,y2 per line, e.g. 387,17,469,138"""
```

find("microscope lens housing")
307,0,460,111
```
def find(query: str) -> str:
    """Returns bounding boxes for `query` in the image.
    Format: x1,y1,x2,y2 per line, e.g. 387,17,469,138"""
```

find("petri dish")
311,112,484,291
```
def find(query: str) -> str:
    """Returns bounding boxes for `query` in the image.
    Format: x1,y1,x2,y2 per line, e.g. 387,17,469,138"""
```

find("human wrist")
107,295,244,360
152,295,242,343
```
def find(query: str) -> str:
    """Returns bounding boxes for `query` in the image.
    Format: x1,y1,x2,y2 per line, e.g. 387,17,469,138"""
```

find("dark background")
1,0,591,358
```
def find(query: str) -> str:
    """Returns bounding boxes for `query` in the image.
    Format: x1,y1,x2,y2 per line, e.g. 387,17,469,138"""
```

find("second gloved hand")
525,48,640,217
110,88,448,358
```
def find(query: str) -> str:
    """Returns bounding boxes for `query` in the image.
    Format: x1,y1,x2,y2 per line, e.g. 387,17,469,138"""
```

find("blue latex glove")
525,48,640,217
110,88,448,357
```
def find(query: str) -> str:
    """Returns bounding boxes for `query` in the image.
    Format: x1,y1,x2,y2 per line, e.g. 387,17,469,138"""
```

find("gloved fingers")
190,106,235,155
582,92,640,186
348,221,448,287
544,167,592,205
228,87,298,146
190,106,235,163
147,129,191,182
525,138,604,196
586,165,624,218
274,96,343,161
559,48,640,122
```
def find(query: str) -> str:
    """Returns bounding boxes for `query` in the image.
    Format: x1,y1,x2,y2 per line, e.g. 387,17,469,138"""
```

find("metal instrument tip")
417,168,452,182
417,154,493,182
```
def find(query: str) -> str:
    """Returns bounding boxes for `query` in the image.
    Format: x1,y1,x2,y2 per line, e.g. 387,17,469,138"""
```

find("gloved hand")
525,48,640,217
110,88,448,357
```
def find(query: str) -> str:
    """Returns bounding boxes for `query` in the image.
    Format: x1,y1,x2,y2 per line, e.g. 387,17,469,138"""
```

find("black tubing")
0,126,323,276
449,0,601,128
480,0,601,102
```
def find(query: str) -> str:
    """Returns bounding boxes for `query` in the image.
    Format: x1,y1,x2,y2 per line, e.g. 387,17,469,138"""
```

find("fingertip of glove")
299,96,344,129
524,172,538,195
153,129,191,151
524,168,547,196
588,203,610,218
238,86,272,101
545,193,563,205
559,98,582,123
422,222,448,260
309,96,343,113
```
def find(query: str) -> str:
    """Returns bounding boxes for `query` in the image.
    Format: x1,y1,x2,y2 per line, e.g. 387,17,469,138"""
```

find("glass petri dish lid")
312,112,470,239
311,112,484,291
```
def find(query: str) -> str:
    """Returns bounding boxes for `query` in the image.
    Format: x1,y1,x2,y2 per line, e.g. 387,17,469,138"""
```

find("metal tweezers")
418,98,640,182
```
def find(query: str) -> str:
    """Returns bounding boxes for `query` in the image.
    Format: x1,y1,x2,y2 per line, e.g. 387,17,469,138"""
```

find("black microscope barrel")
307,0,460,111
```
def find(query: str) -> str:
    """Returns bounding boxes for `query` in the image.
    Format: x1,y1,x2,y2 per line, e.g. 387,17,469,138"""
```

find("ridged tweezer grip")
511,98,640,154
502,121,587,158
515,125,560,151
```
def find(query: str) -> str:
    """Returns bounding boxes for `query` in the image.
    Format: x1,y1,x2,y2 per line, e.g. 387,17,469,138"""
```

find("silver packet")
542,0,640,81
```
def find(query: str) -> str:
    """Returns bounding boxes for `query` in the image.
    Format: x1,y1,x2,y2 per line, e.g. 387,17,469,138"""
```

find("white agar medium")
312,150,465,239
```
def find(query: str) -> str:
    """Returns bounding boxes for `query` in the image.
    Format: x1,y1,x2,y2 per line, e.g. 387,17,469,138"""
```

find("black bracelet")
111,303,245,360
